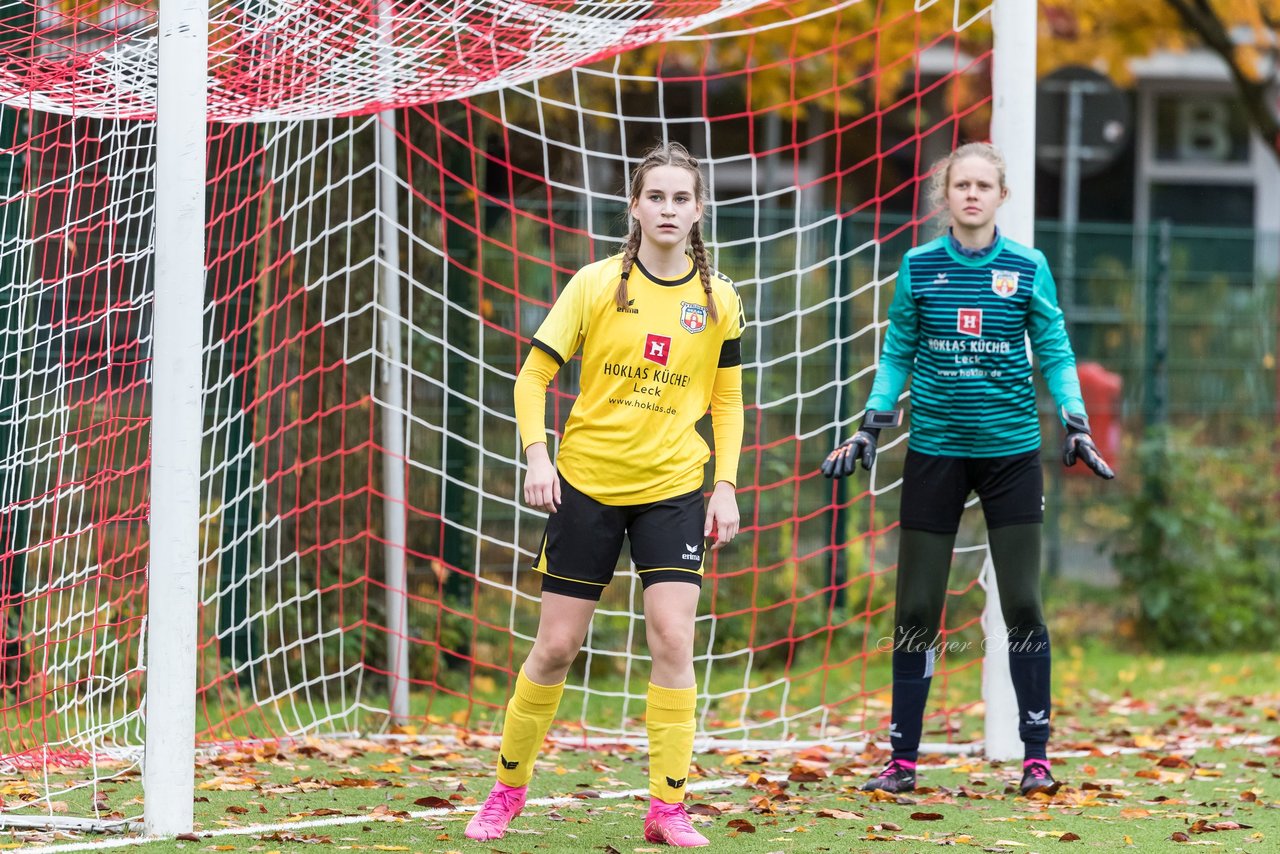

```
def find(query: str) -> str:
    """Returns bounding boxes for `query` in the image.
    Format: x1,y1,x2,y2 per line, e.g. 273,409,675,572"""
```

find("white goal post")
0,0,1052,838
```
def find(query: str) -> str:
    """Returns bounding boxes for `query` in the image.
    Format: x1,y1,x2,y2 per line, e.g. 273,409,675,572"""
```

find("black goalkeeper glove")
822,410,902,478
1061,410,1115,480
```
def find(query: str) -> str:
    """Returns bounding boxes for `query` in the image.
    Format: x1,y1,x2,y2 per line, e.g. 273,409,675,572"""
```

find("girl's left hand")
704,481,740,551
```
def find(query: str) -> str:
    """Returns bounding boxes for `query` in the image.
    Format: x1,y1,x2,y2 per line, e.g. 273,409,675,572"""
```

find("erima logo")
889,722,902,739
665,776,686,789
617,298,639,314
682,542,701,561
1026,710,1047,726
499,754,519,770
934,272,949,284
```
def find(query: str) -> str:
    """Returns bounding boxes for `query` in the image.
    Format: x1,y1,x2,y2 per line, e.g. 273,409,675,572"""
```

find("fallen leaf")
910,812,944,821
413,796,452,809
1158,756,1191,768
787,765,825,782
258,832,333,844
1189,820,1249,834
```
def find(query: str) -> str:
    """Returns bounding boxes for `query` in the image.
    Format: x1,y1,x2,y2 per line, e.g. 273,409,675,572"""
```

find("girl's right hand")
522,443,562,512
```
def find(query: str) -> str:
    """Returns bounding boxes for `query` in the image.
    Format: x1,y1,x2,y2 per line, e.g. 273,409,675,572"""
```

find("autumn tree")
1042,1,1280,166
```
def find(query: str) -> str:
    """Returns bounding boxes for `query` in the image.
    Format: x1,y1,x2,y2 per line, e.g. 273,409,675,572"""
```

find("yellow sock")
646,682,697,803
495,667,565,787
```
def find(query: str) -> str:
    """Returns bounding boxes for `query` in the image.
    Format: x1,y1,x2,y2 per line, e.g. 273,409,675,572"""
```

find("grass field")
0,642,1275,853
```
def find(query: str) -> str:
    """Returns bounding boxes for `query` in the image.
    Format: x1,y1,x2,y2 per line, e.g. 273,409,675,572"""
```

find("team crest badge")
679,301,707,334
991,269,1019,298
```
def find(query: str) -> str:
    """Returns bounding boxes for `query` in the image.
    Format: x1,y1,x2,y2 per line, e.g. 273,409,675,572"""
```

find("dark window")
1154,94,1250,164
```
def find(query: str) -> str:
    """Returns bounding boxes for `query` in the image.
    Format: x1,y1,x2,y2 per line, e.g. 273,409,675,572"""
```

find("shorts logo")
992,269,1019,298
680,301,707,334
644,333,672,366
957,308,982,337
682,542,701,561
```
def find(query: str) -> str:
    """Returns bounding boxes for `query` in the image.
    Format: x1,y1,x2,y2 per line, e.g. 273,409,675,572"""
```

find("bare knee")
647,621,693,667
527,634,582,679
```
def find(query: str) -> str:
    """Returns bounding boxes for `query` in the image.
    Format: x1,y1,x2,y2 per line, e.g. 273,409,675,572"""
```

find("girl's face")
945,156,1007,232
630,165,702,250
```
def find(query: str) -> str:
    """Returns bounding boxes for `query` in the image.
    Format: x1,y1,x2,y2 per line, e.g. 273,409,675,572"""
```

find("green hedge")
1113,426,1280,651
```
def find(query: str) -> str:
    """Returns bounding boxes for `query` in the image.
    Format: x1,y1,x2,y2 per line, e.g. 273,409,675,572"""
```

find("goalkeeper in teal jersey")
823,142,1113,797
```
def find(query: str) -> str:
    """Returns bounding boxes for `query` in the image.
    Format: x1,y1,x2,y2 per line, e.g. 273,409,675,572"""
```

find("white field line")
0,775,740,852
6,731,1274,850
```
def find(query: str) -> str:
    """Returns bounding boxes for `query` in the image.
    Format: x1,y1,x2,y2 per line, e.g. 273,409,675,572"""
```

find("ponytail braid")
615,220,642,310
687,223,719,323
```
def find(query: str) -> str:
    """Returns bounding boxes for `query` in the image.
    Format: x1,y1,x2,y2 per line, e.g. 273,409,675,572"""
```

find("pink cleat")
643,798,710,848
465,781,527,841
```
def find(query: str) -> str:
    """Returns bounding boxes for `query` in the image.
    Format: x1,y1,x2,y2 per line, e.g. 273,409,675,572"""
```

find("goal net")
0,0,999,823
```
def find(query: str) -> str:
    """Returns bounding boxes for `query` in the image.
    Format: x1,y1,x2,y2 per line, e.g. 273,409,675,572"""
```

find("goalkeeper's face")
945,156,1007,232
631,165,704,250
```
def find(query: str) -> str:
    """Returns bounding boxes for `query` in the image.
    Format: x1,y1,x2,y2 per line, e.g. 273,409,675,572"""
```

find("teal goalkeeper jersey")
864,233,1086,458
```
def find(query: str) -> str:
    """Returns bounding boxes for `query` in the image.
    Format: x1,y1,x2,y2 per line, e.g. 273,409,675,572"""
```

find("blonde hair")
926,142,1008,234
616,141,718,322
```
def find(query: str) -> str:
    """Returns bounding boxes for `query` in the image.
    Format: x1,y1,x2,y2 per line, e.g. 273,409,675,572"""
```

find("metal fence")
1037,220,1278,430
1035,220,1277,581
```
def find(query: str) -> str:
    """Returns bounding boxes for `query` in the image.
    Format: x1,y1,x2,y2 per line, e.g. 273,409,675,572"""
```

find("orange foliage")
1040,1,1280,85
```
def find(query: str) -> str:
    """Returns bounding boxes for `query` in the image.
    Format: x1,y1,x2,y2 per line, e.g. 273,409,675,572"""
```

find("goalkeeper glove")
1061,410,1115,480
822,410,901,478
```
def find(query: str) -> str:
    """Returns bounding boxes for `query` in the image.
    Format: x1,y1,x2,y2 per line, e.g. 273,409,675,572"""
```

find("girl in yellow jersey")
466,142,745,848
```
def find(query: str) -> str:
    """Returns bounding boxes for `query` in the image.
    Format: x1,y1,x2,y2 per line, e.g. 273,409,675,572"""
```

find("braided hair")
615,141,718,323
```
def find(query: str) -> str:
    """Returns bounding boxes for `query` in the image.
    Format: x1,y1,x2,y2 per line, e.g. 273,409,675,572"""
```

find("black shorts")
532,476,706,601
899,448,1044,534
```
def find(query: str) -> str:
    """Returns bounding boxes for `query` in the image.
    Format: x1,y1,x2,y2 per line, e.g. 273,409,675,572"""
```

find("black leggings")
894,450,1046,641
894,523,1045,642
